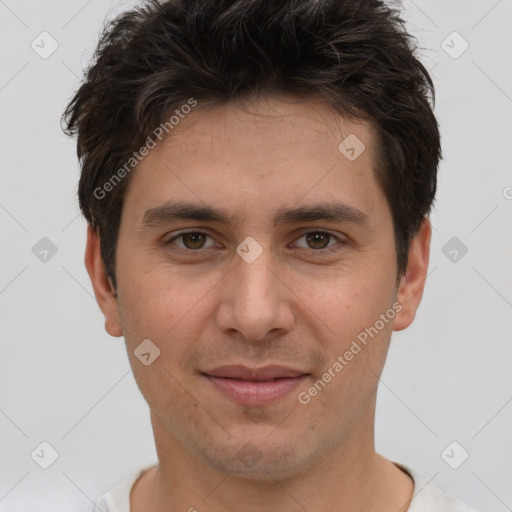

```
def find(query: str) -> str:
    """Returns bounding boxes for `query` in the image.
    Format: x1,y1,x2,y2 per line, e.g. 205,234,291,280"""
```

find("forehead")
164,96,375,158
121,95,387,228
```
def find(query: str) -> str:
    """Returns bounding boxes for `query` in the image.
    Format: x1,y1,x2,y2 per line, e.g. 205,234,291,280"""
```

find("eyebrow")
140,200,371,229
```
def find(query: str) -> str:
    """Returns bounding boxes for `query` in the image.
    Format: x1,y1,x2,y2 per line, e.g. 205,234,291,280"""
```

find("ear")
393,217,432,331
84,224,123,337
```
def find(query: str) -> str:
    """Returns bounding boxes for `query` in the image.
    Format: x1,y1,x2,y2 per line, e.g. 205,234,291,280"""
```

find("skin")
86,95,431,512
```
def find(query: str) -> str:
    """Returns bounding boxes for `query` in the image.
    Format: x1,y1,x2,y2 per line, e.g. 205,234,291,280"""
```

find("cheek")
129,353,202,436
116,261,224,403
117,250,218,337
301,263,394,340
298,263,396,404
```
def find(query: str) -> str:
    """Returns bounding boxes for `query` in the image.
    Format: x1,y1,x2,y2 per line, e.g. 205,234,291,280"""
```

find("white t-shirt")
95,463,481,512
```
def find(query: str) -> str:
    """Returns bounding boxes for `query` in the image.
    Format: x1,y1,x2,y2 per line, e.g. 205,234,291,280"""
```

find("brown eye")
293,231,340,251
166,231,216,251
181,233,207,249
305,232,332,250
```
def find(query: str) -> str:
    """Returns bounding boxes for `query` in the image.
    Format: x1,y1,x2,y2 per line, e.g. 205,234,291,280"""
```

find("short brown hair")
63,0,441,291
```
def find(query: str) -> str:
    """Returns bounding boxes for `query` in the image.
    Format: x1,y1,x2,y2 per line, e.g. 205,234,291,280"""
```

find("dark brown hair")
63,0,441,291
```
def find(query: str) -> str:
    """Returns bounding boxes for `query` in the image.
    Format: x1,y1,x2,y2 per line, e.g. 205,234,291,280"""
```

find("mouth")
201,365,310,406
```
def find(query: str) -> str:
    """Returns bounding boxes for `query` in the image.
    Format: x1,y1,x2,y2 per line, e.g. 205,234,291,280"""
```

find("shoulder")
397,463,481,512
94,465,155,512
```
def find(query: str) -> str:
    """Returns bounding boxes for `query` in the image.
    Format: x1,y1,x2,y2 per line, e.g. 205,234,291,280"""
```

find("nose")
215,242,295,342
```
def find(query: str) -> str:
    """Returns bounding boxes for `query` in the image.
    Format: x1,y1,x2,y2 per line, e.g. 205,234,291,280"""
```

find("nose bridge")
237,244,277,303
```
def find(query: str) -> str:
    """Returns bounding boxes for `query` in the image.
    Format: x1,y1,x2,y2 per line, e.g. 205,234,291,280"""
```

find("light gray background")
1,0,511,510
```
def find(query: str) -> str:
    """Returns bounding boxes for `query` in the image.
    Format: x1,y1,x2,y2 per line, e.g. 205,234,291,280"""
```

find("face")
87,95,430,480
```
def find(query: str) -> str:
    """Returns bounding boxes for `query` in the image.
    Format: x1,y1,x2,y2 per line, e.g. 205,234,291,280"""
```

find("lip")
202,365,309,406
204,364,307,380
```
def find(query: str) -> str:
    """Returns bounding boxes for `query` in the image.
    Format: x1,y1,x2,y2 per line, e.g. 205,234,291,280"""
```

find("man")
63,0,480,510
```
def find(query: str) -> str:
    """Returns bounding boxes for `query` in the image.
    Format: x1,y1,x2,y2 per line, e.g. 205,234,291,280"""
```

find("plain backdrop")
1,0,511,510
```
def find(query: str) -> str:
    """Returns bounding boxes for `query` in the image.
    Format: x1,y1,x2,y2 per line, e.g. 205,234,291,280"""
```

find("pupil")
184,233,205,249
307,232,329,249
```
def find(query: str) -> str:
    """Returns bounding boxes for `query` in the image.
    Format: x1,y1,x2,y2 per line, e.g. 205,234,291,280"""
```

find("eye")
165,231,218,251
292,231,343,252
164,230,345,254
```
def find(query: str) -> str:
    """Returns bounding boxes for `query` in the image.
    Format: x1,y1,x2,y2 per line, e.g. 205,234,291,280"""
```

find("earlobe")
393,218,432,332
84,224,124,337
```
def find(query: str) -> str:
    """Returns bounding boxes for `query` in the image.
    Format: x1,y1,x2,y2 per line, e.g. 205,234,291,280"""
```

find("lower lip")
204,374,308,406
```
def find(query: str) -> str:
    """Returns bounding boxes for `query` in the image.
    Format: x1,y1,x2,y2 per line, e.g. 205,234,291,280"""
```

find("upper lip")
203,365,308,381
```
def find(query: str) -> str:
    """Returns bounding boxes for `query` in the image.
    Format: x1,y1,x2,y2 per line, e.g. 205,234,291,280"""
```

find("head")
64,0,440,480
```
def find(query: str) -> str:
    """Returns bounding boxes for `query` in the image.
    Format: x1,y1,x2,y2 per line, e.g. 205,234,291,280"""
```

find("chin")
199,435,315,482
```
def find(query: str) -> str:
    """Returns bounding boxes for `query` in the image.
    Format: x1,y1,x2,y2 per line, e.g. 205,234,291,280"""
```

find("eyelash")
164,230,346,256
